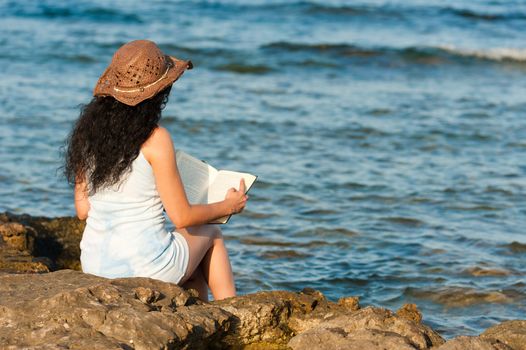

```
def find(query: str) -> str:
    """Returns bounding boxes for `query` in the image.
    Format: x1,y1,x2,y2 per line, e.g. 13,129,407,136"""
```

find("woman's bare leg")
177,225,236,300
201,234,236,300
181,265,209,301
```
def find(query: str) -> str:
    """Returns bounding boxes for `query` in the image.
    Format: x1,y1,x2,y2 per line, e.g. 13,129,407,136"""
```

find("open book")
175,150,257,224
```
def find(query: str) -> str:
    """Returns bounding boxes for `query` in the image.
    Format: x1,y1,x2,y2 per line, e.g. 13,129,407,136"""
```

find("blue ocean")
0,0,525,338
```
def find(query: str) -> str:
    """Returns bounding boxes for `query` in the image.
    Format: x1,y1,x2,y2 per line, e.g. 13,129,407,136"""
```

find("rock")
464,267,511,277
0,213,83,273
481,320,526,350
215,289,324,346
0,221,35,251
289,328,419,350
0,272,521,350
0,212,523,349
338,296,360,311
436,336,513,350
0,212,85,272
406,286,512,308
288,307,444,350
0,270,230,349
214,285,343,347
134,286,162,304
506,241,526,254
397,303,423,323
0,236,50,273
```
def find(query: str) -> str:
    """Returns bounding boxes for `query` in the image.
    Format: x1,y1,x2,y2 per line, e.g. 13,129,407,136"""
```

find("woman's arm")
143,126,247,229
74,176,90,220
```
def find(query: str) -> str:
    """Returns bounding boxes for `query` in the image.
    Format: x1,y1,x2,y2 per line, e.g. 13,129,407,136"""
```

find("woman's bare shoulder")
141,126,175,163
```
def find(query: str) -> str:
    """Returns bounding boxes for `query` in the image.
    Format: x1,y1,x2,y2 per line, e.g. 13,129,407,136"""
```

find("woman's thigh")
176,224,222,282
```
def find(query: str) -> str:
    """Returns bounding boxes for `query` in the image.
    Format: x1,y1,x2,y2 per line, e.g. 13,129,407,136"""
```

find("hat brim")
93,56,193,106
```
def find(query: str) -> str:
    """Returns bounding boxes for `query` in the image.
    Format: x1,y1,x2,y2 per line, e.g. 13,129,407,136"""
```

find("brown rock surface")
481,320,526,350
0,270,230,349
407,286,512,308
0,236,50,274
464,267,511,277
0,269,447,350
214,287,343,346
397,303,423,323
0,221,36,251
338,296,360,311
288,328,419,350
287,307,444,350
0,212,85,271
436,336,513,350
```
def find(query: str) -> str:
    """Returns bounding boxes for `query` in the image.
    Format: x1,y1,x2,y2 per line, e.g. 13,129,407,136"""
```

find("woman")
63,40,248,301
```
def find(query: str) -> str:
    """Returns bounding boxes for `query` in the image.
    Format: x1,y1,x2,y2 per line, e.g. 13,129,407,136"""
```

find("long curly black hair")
63,85,172,194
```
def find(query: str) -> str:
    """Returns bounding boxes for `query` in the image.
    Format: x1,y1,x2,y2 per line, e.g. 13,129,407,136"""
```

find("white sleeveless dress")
80,150,189,284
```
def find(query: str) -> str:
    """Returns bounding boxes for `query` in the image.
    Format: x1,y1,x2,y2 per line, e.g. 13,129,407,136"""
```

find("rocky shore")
0,212,524,349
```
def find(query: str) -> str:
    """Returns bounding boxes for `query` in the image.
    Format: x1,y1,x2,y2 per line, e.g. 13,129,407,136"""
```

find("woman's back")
80,150,188,283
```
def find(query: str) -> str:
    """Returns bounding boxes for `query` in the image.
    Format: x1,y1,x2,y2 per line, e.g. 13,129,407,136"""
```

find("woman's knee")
188,224,222,241
209,225,223,240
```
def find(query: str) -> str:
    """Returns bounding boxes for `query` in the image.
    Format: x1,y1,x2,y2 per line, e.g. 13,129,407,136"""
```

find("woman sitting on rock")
63,40,247,301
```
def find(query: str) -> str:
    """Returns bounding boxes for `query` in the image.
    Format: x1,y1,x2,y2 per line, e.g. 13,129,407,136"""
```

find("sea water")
0,0,525,338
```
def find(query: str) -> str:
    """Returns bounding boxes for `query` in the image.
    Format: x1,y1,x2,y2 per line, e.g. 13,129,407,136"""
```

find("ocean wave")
238,236,349,248
283,2,526,22
262,42,526,65
438,46,526,63
181,2,526,22
189,1,386,17
6,0,526,28
88,40,526,73
261,42,377,57
260,249,311,259
381,216,425,227
8,2,143,23
293,227,359,238
214,63,273,74
444,7,526,21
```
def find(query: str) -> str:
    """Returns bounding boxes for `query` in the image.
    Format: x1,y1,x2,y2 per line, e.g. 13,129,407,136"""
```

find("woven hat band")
113,62,171,93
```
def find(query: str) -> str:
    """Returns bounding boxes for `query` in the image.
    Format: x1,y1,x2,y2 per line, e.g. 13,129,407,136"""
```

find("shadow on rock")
0,212,84,272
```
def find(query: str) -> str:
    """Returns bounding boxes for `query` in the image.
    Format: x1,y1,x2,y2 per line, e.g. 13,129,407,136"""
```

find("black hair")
63,85,172,194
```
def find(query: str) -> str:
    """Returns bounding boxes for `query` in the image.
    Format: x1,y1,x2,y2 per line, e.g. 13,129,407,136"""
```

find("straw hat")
93,40,193,106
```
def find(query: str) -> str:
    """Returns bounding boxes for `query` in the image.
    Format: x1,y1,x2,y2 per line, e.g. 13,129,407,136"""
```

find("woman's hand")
146,126,250,227
225,179,248,215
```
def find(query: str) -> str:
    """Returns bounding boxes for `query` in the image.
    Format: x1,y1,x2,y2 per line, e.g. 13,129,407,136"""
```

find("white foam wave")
439,45,526,62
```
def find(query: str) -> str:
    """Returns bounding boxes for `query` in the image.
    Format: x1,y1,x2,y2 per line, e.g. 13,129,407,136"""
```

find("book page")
175,150,218,204
208,170,257,224
208,170,257,203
